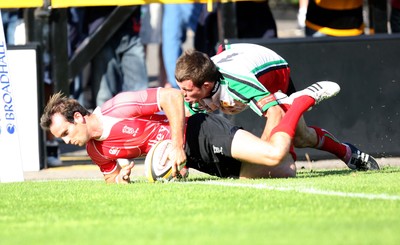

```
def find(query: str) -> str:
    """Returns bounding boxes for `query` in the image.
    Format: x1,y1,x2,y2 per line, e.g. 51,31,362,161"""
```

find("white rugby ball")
145,140,174,182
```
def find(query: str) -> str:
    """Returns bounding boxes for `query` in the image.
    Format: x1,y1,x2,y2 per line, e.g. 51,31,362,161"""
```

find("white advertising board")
0,13,24,182
7,48,42,172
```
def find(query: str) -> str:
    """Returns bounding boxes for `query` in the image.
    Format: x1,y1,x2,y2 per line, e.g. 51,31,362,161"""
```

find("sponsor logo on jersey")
256,94,275,109
122,125,139,137
109,147,121,156
148,126,171,149
156,126,170,141
219,100,247,114
213,145,223,154
215,52,239,63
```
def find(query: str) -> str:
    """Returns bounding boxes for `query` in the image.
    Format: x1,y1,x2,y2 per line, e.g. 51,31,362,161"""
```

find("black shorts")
185,113,243,178
287,77,296,95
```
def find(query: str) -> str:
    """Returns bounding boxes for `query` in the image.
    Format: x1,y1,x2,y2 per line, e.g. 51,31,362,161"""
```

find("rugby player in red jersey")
41,83,341,184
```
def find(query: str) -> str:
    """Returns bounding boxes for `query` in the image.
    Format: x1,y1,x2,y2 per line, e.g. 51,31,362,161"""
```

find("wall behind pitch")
228,35,400,160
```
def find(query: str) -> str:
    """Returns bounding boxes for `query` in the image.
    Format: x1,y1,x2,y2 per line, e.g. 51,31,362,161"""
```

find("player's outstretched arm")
158,88,187,177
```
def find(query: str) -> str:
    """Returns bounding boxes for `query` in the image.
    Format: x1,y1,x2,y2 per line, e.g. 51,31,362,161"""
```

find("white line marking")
184,181,400,201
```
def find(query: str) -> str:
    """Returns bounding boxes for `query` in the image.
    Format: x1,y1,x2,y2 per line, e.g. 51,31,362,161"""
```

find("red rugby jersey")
86,88,185,174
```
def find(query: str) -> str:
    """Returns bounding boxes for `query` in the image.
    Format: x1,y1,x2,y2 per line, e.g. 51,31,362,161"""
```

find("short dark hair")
40,92,90,130
175,49,221,88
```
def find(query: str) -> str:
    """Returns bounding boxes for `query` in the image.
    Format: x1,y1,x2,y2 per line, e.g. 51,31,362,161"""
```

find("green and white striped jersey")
187,43,290,117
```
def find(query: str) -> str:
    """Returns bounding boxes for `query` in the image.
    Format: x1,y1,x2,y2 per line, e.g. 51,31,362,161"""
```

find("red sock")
270,96,315,138
310,126,348,161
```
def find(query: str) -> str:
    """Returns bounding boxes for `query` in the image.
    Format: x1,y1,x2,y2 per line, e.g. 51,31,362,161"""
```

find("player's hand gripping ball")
145,140,186,182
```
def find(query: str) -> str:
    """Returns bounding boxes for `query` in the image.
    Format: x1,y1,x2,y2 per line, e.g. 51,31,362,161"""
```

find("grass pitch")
1,166,400,245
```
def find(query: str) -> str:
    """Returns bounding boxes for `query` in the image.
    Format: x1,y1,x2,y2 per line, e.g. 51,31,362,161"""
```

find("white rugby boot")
276,81,340,109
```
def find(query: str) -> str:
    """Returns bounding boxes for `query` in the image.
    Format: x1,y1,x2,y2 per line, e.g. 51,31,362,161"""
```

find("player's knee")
293,136,309,147
294,128,317,148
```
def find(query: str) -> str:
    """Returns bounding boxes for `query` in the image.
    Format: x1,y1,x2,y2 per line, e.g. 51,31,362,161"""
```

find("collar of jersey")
208,79,220,98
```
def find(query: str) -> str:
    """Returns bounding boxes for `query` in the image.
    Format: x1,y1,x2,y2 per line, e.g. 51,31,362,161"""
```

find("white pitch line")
184,181,400,201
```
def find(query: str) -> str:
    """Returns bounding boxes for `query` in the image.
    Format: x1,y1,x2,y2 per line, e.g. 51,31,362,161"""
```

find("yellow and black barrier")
1,0,263,12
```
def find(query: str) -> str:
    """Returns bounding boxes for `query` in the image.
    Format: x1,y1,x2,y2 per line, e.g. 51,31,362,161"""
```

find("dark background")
228,34,400,160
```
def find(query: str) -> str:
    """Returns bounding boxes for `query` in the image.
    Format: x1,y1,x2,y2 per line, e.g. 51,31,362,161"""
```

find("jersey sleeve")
100,88,162,118
220,70,278,116
212,44,281,116
86,141,118,175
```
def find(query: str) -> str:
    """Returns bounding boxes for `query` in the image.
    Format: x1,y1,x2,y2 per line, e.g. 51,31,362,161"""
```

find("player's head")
40,92,91,146
175,50,221,103
175,49,220,87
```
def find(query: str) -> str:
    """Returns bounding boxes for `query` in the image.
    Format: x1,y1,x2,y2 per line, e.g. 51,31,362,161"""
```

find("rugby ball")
145,140,174,182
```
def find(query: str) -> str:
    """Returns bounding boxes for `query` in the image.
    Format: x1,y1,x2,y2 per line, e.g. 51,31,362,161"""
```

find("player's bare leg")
232,81,341,178
276,81,379,171
275,81,341,148
232,129,292,168
239,154,296,178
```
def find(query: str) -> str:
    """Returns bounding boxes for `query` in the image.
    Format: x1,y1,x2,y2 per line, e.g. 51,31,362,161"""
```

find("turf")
1,166,400,245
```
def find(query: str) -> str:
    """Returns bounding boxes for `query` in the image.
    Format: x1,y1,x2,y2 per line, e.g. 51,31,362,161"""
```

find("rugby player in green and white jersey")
175,43,379,175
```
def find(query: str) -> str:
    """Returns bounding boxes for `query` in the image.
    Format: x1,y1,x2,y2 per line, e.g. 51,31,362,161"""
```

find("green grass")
1,167,400,245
